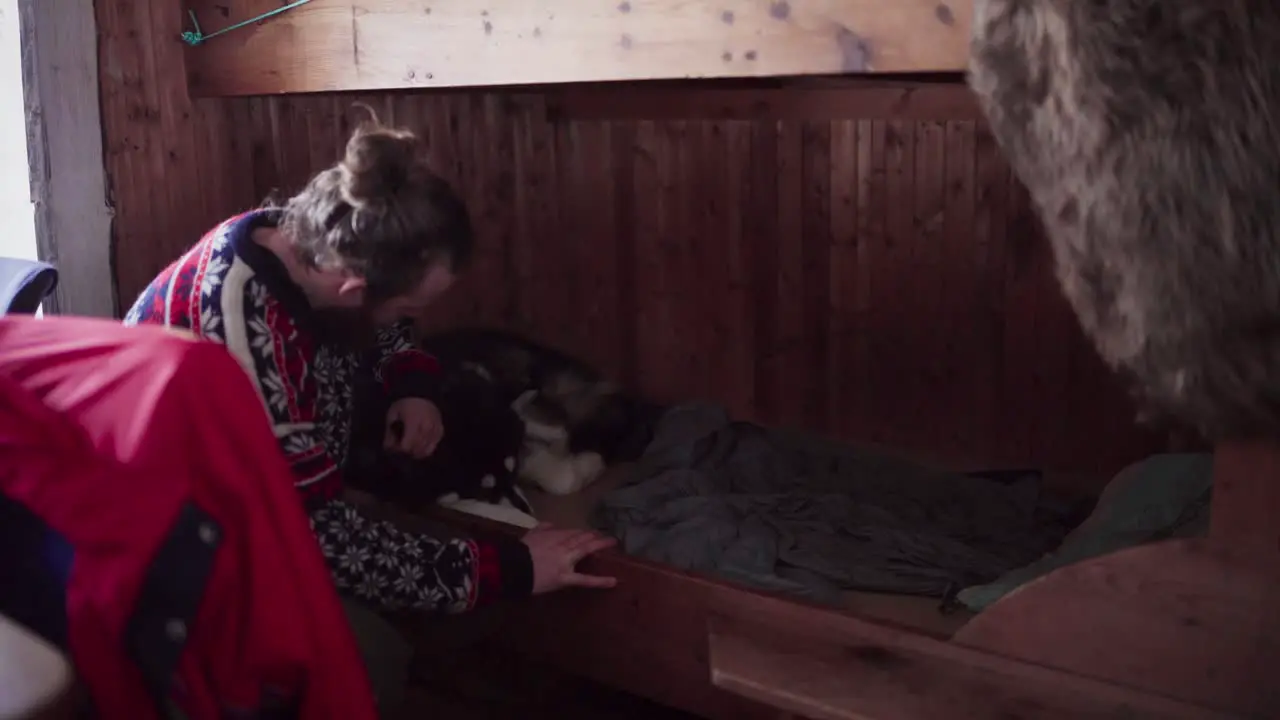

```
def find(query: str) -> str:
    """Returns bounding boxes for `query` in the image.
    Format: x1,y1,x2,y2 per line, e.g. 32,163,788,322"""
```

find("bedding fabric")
954,452,1213,612
590,403,1071,605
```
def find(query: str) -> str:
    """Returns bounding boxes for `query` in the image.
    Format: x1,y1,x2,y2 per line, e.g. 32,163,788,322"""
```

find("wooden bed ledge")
182,0,973,97
364,480,1277,719
708,588,1246,720
412,503,1268,719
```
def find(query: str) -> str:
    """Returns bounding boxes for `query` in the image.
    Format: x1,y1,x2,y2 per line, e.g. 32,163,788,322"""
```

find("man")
124,115,616,712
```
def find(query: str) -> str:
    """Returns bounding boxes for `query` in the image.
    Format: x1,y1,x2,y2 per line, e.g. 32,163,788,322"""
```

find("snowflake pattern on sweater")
124,210,530,613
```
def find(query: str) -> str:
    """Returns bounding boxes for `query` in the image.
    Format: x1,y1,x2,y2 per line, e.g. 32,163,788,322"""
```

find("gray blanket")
955,453,1212,612
590,403,1070,606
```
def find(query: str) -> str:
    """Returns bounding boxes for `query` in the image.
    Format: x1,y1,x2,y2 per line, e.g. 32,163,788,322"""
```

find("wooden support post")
17,0,116,317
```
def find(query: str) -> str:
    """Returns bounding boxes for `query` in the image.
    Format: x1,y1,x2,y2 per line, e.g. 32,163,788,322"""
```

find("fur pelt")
968,0,1280,440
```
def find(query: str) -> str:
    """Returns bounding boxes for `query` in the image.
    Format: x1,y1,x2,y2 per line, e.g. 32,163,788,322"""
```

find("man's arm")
232,287,532,612
372,320,442,402
309,497,532,611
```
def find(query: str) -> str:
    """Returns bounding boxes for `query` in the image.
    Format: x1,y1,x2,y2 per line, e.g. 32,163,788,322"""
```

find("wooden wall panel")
181,0,972,96
97,1,1166,482
97,0,253,307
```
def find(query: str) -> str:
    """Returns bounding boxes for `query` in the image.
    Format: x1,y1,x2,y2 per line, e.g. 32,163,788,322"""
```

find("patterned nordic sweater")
123,210,532,612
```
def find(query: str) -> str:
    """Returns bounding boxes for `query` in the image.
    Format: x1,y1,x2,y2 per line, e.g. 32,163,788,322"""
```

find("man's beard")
309,305,381,354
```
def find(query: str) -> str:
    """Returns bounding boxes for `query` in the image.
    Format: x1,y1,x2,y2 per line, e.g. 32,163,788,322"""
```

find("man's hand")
522,523,618,594
384,397,444,458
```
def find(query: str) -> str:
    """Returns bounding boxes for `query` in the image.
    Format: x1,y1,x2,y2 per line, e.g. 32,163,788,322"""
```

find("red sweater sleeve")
372,320,443,401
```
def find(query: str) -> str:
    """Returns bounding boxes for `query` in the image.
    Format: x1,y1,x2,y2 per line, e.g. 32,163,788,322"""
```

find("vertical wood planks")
97,48,1164,483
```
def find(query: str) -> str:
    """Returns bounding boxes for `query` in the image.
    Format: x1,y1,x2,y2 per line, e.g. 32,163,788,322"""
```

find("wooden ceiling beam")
183,0,973,97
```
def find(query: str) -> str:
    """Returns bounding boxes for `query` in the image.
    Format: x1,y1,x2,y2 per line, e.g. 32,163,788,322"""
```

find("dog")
345,362,538,528
969,0,1280,441
421,328,662,495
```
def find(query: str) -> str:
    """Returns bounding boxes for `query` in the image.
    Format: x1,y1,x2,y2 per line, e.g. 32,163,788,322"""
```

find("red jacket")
0,316,377,720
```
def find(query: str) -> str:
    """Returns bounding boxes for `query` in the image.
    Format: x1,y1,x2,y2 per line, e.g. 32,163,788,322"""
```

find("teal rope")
181,0,314,46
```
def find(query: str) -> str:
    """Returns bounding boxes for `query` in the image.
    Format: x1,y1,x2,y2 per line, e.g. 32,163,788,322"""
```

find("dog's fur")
421,328,661,495
345,364,536,526
968,0,1280,441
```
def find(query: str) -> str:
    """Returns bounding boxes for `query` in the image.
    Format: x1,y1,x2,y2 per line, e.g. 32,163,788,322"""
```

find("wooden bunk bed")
176,1,1276,718
400,449,1271,720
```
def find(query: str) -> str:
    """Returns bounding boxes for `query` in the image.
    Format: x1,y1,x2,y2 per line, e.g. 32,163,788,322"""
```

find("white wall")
0,0,36,263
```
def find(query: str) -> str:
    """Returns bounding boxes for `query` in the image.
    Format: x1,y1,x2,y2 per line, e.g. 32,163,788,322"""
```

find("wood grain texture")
182,0,972,96
96,0,262,311
708,591,1241,720
98,3,1166,483
20,0,115,317
954,539,1280,718
424,505,1241,720
386,503,781,719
